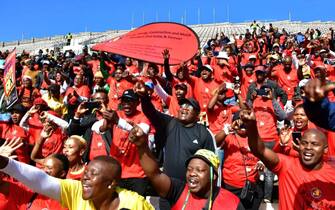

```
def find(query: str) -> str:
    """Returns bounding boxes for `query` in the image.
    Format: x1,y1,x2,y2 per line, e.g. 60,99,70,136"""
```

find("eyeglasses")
180,103,194,110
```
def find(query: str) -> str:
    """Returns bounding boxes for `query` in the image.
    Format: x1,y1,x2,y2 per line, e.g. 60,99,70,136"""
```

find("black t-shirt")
141,96,216,181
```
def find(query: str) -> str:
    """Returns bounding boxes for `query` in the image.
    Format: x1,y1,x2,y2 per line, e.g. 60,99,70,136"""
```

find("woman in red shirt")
216,112,264,210
62,135,87,180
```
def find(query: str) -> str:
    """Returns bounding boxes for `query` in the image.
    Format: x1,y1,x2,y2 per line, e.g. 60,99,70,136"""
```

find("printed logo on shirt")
192,139,199,144
311,187,322,199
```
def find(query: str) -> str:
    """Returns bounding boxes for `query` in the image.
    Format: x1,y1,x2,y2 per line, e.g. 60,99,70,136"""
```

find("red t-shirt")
272,65,299,100
253,97,279,142
20,194,66,210
165,95,180,117
107,78,134,110
65,85,91,99
26,113,44,145
192,78,219,112
222,134,259,188
212,65,236,83
171,77,194,98
110,110,151,179
241,71,256,100
41,128,65,158
126,65,140,75
207,105,239,135
89,132,108,161
87,59,100,75
271,155,335,210
0,180,66,210
171,185,240,210
0,123,30,163
66,167,85,181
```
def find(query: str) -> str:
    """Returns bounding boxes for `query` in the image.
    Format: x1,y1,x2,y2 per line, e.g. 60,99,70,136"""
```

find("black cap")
244,62,255,69
119,89,139,101
178,98,200,113
7,103,26,113
174,83,188,90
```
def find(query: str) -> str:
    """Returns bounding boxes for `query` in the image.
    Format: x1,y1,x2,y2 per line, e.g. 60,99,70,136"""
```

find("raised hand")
74,102,89,118
29,105,39,115
240,109,256,125
304,79,335,102
133,81,148,97
279,127,292,145
0,138,23,159
128,124,147,147
162,49,170,60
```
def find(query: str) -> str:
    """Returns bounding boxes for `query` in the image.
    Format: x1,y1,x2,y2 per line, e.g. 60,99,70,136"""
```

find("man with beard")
240,108,335,209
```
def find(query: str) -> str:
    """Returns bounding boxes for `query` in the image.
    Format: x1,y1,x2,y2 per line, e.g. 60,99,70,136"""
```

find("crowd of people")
0,21,335,210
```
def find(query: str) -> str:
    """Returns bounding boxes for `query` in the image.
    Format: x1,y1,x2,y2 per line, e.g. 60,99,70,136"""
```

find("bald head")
299,128,328,170
303,128,328,146
92,156,122,181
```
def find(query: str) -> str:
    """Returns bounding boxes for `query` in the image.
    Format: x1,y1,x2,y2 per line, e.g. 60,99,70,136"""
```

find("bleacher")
1,20,334,54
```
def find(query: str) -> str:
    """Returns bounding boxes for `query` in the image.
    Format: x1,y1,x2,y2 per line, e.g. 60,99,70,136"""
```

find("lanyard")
181,190,191,210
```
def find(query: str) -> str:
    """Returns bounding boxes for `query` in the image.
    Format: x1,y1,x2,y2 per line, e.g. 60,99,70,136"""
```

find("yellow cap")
186,149,220,173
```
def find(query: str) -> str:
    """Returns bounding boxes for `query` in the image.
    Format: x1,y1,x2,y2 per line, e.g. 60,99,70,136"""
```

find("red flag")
92,22,200,65
3,50,18,108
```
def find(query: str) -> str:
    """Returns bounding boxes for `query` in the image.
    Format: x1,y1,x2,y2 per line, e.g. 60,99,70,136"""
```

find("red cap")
33,97,47,106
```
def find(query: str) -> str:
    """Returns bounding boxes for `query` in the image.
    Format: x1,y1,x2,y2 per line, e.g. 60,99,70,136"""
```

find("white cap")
217,51,229,60
201,64,213,72
249,55,257,60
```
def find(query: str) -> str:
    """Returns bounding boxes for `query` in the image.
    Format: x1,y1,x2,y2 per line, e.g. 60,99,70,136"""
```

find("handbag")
236,139,257,205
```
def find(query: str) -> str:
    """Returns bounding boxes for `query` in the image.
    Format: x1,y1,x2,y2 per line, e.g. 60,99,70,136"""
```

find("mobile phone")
292,131,302,145
84,101,101,111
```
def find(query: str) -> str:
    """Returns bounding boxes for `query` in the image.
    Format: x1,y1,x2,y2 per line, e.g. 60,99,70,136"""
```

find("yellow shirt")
42,93,68,117
59,179,154,210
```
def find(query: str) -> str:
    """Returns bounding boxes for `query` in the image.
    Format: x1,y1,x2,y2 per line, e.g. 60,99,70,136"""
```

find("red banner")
92,22,200,65
3,50,18,108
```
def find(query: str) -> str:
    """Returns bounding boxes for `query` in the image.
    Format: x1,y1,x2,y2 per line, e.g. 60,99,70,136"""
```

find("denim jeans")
263,141,276,201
